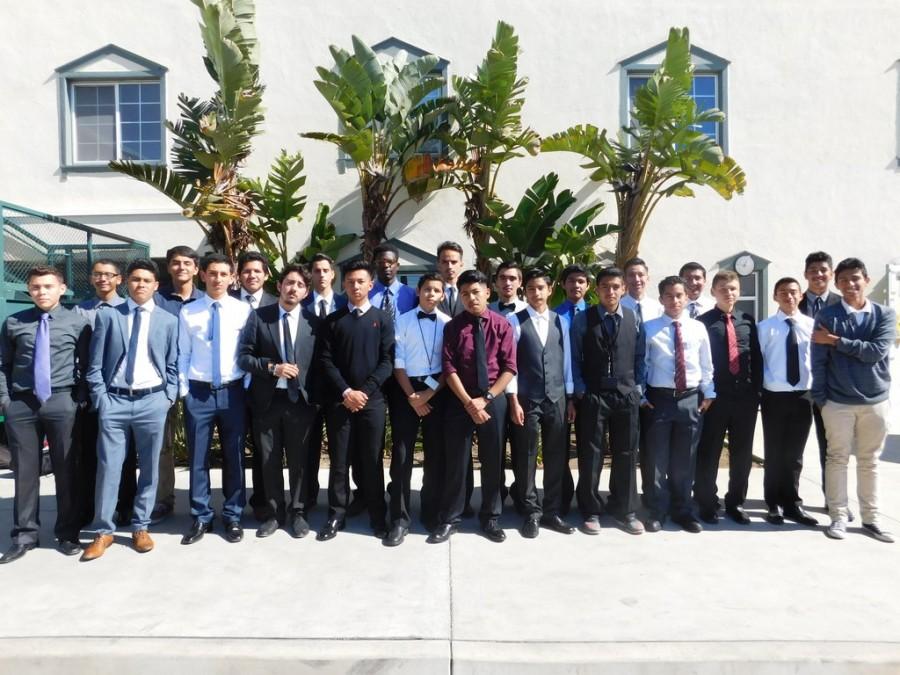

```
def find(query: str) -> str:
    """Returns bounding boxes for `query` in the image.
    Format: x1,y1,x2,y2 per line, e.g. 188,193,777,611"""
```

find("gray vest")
514,309,566,403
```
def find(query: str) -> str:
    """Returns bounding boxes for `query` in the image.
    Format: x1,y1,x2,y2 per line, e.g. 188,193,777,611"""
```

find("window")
718,251,770,320
57,44,167,170
620,42,729,151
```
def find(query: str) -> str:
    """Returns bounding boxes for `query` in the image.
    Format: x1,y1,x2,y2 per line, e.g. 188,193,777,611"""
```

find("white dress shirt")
758,310,814,391
239,288,264,306
178,293,251,396
348,300,372,315
644,312,716,398
394,306,451,376
686,294,715,319
312,290,338,315
275,304,300,390
505,306,574,395
621,293,663,322
842,299,872,326
490,298,528,315
111,298,163,389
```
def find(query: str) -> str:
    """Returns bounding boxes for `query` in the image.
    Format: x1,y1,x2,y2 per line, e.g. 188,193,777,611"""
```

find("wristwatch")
485,392,495,401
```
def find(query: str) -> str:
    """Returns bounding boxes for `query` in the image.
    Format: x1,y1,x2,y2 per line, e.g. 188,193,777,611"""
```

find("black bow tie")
417,311,436,321
498,302,516,312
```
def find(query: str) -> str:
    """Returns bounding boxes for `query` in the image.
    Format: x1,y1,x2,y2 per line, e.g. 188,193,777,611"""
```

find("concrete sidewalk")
1,436,899,674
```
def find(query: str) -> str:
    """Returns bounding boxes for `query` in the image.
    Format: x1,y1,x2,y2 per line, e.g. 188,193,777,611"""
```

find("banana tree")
303,36,451,261
293,203,359,264
110,0,264,264
477,172,616,303
431,21,540,273
541,27,746,267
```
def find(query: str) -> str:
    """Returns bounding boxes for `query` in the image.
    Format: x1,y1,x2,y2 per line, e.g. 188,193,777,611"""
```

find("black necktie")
603,313,618,338
382,288,394,319
473,315,489,395
282,313,299,402
498,302,516,313
417,311,436,321
318,298,327,318
353,308,363,318
785,318,800,386
812,297,823,316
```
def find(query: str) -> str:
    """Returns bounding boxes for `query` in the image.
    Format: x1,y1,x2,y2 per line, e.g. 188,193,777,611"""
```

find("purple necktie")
34,313,52,403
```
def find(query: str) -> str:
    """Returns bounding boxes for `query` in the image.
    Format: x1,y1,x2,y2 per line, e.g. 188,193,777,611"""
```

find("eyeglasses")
92,272,120,279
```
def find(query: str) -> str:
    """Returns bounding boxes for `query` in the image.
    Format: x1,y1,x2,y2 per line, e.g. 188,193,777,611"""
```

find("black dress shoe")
699,510,719,525
783,507,818,527
289,513,310,539
521,517,540,539
540,514,575,535
316,518,345,542
427,523,456,544
0,542,38,564
725,506,751,525
224,520,244,543
482,520,506,543
644,519,662,533
181,520,213,545
384,524,408,547
672,516,703,533
57,539,82,556
765,507,785,525
372,523,389,540
256,517,279,538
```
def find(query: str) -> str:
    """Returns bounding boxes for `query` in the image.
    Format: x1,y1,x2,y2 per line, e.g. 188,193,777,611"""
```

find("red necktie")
725,313,739,375
673,320,687,392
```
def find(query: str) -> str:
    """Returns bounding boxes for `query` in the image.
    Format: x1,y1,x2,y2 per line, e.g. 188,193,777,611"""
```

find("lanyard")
416,314,439,373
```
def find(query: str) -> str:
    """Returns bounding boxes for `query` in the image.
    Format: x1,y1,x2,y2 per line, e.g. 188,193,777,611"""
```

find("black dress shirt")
697,307,763,394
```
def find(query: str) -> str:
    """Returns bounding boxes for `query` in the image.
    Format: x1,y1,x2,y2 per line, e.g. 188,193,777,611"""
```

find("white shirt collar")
279,303,301,319
775,309,800,320
526,305,549,320
662,311,688,324
841,299,871,315
313,290,334,305
242,288,264,303
349,300,372,314
126,297,156,313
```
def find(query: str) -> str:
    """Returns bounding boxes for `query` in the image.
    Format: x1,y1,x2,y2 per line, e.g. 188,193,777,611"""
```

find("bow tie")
417,311,436,321
498,302,517,312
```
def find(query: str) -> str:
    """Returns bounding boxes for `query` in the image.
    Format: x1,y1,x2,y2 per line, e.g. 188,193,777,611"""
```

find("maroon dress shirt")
442,309,517,397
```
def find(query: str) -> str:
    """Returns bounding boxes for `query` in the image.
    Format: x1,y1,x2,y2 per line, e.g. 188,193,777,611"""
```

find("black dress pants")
440,395,508,525
812,403,828,494
576,391,639,519
761,390,812,510
325,396,387,527
693,389,759,513
510,397,566,517
304,408,326,509
5,391,79,545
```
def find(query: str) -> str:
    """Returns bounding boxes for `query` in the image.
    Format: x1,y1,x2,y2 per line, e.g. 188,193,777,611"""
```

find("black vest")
581,305,638,396
514,309,566,403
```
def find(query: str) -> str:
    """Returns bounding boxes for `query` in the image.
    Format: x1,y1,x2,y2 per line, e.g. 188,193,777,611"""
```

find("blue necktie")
125,306,142,386
210,301,222,387
34,313,52,403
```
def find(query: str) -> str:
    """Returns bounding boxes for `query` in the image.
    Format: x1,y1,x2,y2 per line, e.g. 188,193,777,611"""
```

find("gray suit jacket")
86,302,179,409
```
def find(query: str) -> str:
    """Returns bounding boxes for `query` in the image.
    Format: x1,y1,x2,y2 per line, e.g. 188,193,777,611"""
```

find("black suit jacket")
300,293,348,315
238,303,321,410
798,290,840,318
229,288,278,307
438,288,464,317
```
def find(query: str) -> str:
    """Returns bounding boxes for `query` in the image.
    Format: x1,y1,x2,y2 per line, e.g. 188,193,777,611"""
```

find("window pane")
141,122,161,142
97,143,115,160
629,76,649,99
739,273,756,296
74,85,116,162
120,103,140,122
140,103,160,122
627,72,722,143
97,87,115,105
74,86,98,105
77,143,98,161
140,83,161,103
121,122,140,142
140,141,162,161
692,75,716,97
119,84,140,103
122,142,141,160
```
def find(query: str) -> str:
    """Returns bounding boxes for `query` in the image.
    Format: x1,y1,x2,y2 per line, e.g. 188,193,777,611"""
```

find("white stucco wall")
1,0,897,303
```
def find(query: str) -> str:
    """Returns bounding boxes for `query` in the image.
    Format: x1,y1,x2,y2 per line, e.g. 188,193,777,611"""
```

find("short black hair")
237,251,270,275
458,269,489,289
166,245,199,264
200,252,233,272
658,275,686,296
280,263,311,286
91,258,121,275
834,257,868,280
26,265,65,285
595,266,624,284
437,241,464,258
804,251,833,271
125,258,160,281
773,276,802,294
309,253,335,269
678,261,706,278
559,264,590,284
373,243,400,260
623,257,648,273
417,272,444,290
341,259,374,278
523,268,552,288
495,261,523,281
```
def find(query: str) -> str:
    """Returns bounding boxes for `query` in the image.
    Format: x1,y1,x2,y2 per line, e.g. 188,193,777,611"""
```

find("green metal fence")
0,200,150,320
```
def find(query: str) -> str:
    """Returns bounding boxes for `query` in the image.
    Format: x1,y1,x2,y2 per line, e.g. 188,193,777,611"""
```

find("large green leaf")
108,161,200,211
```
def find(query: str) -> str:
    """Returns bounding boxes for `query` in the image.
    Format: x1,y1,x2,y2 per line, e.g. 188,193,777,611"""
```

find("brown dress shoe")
132,530,154,553
81,534,114,562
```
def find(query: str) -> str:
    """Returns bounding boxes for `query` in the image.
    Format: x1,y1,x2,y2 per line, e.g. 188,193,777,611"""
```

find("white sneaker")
825,520,847,540
862,523,895,544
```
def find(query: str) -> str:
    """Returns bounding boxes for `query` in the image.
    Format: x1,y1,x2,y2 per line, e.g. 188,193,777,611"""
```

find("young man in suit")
387,273,450,545
813,258,895,543
178,253,252,546
429,269,517,544
506,269,575,538
0,266,91,564
679,262,715,319
81,259,179,561
239,264,321,539
642,276,715,533
758,277,818,527
489,261,527,316
436,241,465,318
693,270,763,525
318,260,394,541
570,267,645,536
369,242,417,320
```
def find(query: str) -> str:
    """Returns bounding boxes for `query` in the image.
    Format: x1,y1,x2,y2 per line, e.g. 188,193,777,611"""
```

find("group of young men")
0,241,894,565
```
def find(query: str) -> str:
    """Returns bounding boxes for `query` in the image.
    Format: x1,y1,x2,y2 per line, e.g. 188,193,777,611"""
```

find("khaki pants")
821,400,889,524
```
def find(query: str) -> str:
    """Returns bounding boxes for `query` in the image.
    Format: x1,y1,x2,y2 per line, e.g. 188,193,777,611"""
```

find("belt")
188,379,243,391
647,386,699,400
109,384,166,398
408,373,441,383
